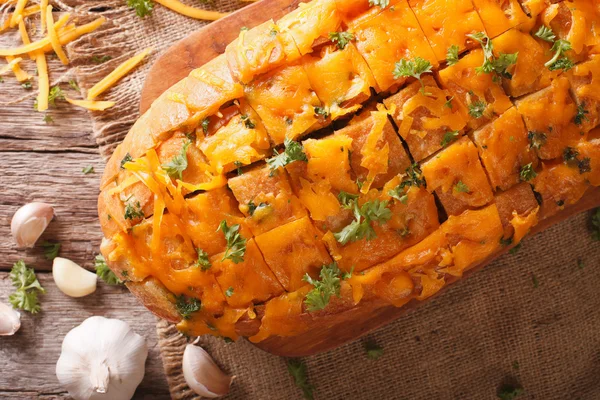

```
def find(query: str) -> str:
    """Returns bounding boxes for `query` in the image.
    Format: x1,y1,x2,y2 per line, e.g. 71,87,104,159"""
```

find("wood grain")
140,0,301,113
0,274,170,399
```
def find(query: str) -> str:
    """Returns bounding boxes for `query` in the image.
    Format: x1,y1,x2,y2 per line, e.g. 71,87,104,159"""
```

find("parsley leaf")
388,186,409,204
194,248,211,270
334,195,392,245
240,114,255,129
127,0,154,17
201,118,210,135
287,359,314,400
591,208,600,241
497,385,524,400
393,57,433,94
162,140,190,180
446,44,460,65
365,341,384,360
266,138,308,174
68,79,80,92
247,200,270,216
527,131,547,150
9,260,45,314
175,295,201,320
574,103,589,126
124,200,144,220
468,32,517,78
534,25,556,43
40,241,61,260
82,165,95,174
519,163,537,182
578,157,591,174
545,39,573,71
48,86,65,106
218,221,247,263
454,181,470,193
398,163,426,189
94,254,123,285
563,146,579,162
440,130,460,147
329,31,355,50
91,55,112,64
313,106,330,119
368,0,389,8
120,153,133,169
468,100,487,119
225,287,234,297
303,263,342,312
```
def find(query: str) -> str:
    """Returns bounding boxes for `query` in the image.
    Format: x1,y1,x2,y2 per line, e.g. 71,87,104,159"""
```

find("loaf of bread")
98,0,600,351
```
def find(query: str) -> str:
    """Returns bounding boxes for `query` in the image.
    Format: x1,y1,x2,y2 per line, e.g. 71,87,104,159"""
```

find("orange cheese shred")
46,6,70,65
359,110,390,193
65,97,116,111
87,47,152,100
154,0,228,21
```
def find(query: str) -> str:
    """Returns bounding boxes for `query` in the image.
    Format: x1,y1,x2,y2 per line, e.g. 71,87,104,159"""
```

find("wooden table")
0,94,171,398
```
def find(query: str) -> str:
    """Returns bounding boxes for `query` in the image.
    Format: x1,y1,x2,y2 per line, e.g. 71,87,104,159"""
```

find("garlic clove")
182,343,234,398
52,257,97,298
11,202,55,248
56,316,148,400
0,302,21,336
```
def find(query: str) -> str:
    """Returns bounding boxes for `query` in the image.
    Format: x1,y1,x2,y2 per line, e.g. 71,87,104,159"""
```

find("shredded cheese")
87,47,152,100
0,5,39,33
154,0,228,21
0,16,104,57
40,0,48,34
35,52,49,111
65,97,116,111
9,0,27,28
0,57,23,75
46,6,70,65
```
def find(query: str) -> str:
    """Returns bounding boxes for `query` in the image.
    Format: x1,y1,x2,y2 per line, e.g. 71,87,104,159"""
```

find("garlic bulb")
56,316,148,400
11,202,54,248
183,343,234,398
52,257,97,298
0,302,21,336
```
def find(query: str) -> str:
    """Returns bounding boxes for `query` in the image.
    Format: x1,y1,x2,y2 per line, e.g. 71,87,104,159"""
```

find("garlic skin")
183,343,234,398
56,316,148,400
0,302,21,336
11,202,54,248
53,257,97,298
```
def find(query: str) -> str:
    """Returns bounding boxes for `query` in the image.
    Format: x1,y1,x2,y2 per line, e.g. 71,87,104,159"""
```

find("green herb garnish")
334,194,392,245
303,263,342,312
534,26,556,43
468,100,487,119
82,165,95,174
124,200,144,220
240,114,255,129
519,163,537,182
287,359,314,400
368,0,389,8
329,31,355,50
218,221,247,263
365,341,384,360
175,295,201,320
94,254,123,285
162,140,190,180
266,138,308,174
574,103,589,126
9,260,45,314
194,248,211,271
440,130,460,147
446,44,460,65
393,57,433,94
454,180,470,193
127,0,154,17
40,241,61,260
527,131,547,150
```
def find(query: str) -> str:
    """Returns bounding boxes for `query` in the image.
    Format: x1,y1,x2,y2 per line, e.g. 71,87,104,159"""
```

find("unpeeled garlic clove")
182,344,234,398
11,202,55,248
0,302,21,336
52,257,97,298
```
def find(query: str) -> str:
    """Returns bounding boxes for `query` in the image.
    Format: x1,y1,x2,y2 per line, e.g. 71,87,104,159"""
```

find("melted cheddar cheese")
471,0,530,39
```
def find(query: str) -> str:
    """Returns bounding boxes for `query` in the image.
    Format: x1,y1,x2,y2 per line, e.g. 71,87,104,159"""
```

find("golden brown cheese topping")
98,0,600,343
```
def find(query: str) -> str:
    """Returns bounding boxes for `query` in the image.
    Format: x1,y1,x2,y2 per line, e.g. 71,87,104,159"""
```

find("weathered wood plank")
0,151,104,272
0,273,170,399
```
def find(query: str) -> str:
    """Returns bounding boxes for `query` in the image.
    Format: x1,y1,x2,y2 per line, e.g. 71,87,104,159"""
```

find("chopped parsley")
225,287,234,297
578,157,591,174
497,385,524,400
329,31,355,50
398,163,426,189
563,146,579,162
94,254,123,285
124,200,144,220
162,140,190,180
91,55,112,64
21,80,32,90
592,208,600,241
563,147,592,174
194,248,211,271
240,114,255,129
334,194,392,245
393,57,433,94
365,341,384,360
509,243,522,255
48,86,65,106
368,0,389,8
519,163,537,182
175,295,201,320
120,153,133,169
43,114,53,124
527,131,547,149
286,359,314,400
388,186,409,204
440,130,460,147
546,39,574,71
534,25,556,43
444,97,454,109
201,118,210,135
313,106,330,119
40,241,61,260
247,200,269,216
68,79,80,92
266,138,308,174
82,165,95,174
574,103,589,126
233,160,243,176
9,260,45,314
303,262,343,312
454,181,470,193
468,32,518,79
468,100,487,119
127,0,154,18
446,44,460,65
218,221,247,263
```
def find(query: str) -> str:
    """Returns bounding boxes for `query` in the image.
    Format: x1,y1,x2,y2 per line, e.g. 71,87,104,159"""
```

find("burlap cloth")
55,1,600,398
